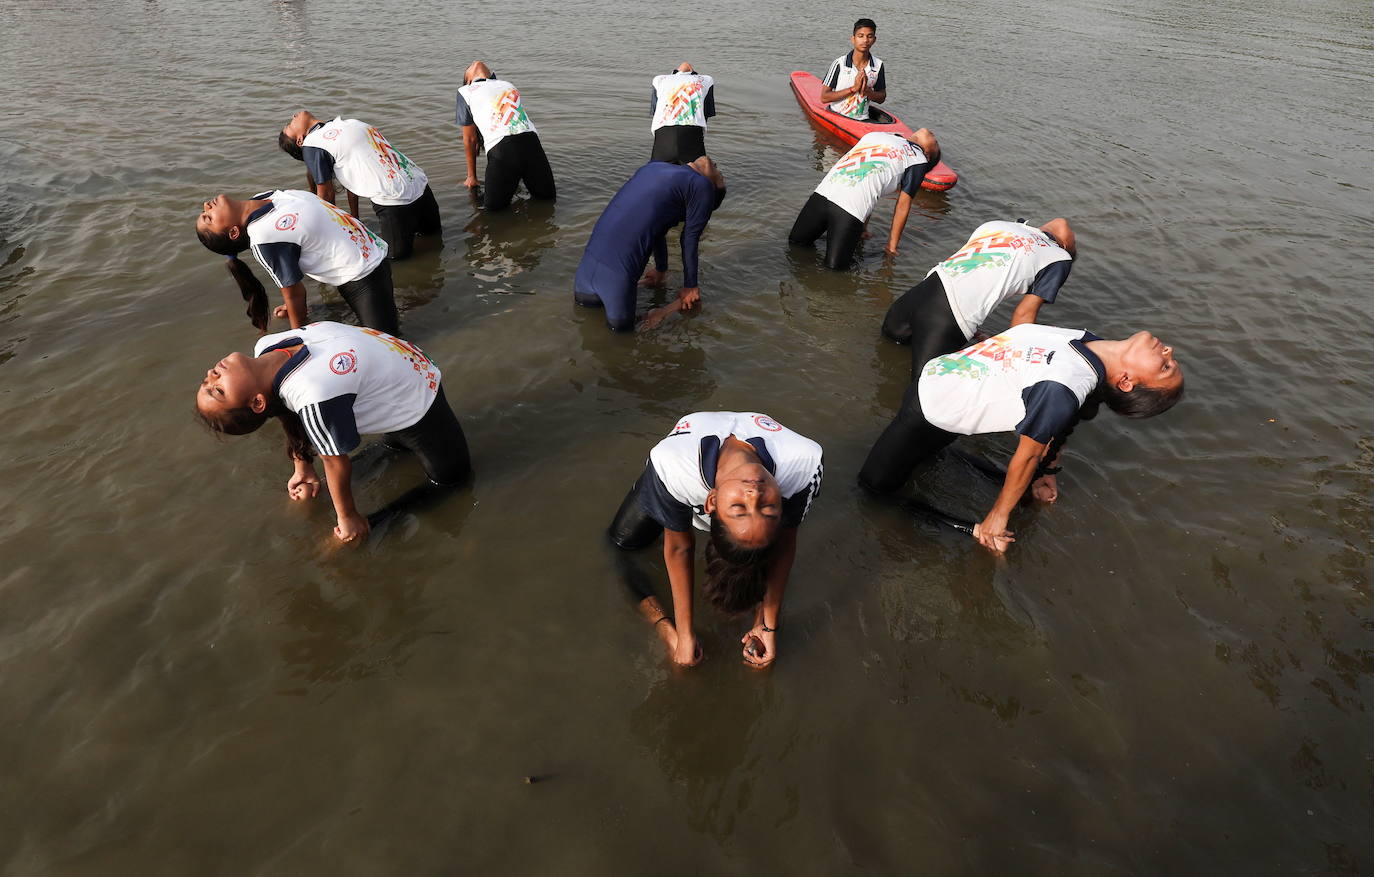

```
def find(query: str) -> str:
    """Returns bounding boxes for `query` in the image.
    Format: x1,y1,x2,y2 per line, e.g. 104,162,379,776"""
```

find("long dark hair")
702,515,777,614
197,226,270,332
195,395,314,462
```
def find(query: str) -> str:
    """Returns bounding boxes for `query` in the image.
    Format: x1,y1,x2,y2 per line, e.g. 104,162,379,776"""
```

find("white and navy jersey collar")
697,435,777,488
246,199,275,225
1068,333,1106,385
263,339,310,396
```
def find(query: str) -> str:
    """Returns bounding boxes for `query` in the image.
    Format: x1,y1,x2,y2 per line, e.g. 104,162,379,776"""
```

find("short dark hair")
278,130,303,161
702,514,777,614
1099,376,1185,419
854,18,877,33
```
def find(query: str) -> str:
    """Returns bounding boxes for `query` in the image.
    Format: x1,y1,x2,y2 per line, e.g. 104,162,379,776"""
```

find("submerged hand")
334,511,370,545
462,175,479,189
673,631,703,667
1031,474,1059,503
972,516,1015,555
639,267,667,287
287,468,320,501
677,286,700,309
741,625,777,668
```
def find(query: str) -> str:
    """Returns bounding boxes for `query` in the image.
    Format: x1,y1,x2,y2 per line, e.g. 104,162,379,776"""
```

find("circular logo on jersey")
322,129,340,140
329,350,358,375
753,415,782,432
275,213,298,231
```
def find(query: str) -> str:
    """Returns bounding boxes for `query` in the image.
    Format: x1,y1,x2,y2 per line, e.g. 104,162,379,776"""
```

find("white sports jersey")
931,221,1075,339
255,322,441,456
246,190,387,288
650,72,715,132
814,132,927,221
644,411,824,532
823,51,885,120
456,78,537,154
918,324,1103,443
301,118,429,206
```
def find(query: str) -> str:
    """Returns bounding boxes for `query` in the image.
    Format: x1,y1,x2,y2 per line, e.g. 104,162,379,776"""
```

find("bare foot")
1030,474,1059,503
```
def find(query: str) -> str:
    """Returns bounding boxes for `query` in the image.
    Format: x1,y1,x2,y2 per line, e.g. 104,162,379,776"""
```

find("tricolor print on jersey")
940,227,1059,276
494,88,531,132
924,332,1056,381
320,199,385,263
663,80,705,125
364,126,417,183
829,140,921,186
359,327,438,392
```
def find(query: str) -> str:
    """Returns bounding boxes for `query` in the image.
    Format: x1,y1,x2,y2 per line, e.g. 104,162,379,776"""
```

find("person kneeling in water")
609,411,824,668
278,110,441,261
788,128,940,270
196,191,398,335
649,62,716,164
882,218,1077,375
195,321,471,544
456,61,556,211
858,325,1184,554
574,157,726,332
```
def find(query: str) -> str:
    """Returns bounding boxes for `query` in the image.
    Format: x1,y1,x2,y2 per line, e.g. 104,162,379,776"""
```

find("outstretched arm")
346,188,360,219
974,434,1048,554
663,528,700,666
886,191,914,255
742,526,797,667
320,454,368,544
275,282,308,328
462,126,480,187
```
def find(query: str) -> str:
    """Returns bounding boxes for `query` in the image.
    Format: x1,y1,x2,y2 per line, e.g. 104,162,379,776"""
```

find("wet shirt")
649,71,717,132
814,132,927,221
301,118,429,206
918,324,1104,443
245,189,387,288
638,411,825,532
578,162,716,287
823,51,886,119
930,220,1075,339
455,78,537,154
256,321,441,456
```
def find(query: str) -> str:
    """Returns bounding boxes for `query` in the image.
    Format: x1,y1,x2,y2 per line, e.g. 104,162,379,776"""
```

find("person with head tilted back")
456,60,556,211
649,62,717,164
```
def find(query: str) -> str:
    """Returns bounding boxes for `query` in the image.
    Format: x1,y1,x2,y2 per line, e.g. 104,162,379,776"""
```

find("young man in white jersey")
195,321,471,545
456,61,556,211
196,191,399,335
788,128,941,270
649,62,716,164
278,111,441,261
609,411,824,668
858,324,1184,554
820,18,886,120
881,218,1078,378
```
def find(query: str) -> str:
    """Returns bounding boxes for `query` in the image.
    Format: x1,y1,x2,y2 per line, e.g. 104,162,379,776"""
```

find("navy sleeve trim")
823,57,842,89
899,162,929,196
703,86,716,119
1016,382,1081,444
638,462,693,531
302,146,334,184
1027,259,1073,303
781,459,824,528
649,87,658,116
874,64,887,92
455,92,474,127
298,393,360,456
251,240,304,288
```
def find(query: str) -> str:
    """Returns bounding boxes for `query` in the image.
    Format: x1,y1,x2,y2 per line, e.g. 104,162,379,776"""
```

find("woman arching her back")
608,411,824,668
195,191,399,335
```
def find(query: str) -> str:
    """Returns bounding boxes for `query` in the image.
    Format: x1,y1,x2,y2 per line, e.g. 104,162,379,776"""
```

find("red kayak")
789,71,958,191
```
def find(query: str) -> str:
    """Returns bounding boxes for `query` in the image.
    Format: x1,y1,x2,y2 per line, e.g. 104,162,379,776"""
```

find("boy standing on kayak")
821,18,886,120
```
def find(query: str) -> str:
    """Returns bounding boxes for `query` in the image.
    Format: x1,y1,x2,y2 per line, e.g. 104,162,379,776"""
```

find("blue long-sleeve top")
580,161,716,288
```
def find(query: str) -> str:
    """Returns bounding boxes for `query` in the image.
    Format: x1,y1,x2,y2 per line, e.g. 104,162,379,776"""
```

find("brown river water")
2,0,1372,873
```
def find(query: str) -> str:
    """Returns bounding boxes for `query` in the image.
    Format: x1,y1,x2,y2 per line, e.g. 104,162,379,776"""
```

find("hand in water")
1031,474,1059,503
673,631,703,667
741,625,777,668
972,517,1015,555
639,267,667,287
334,511,370,545
287,468,320,501
462,175,479,189
677,286,700,309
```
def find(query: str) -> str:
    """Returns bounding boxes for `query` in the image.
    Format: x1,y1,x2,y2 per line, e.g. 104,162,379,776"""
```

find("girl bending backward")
195,321,470,544
196,191,399,335
610,412,823,668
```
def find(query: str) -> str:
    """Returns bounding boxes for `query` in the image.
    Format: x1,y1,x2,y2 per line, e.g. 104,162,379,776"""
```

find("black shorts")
608,468,665,550
788,192,866,270
384,386,471,486
372,185,441,261
484,132,556,211
880,273,972,380
336,259,399,336
650,125,706,164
